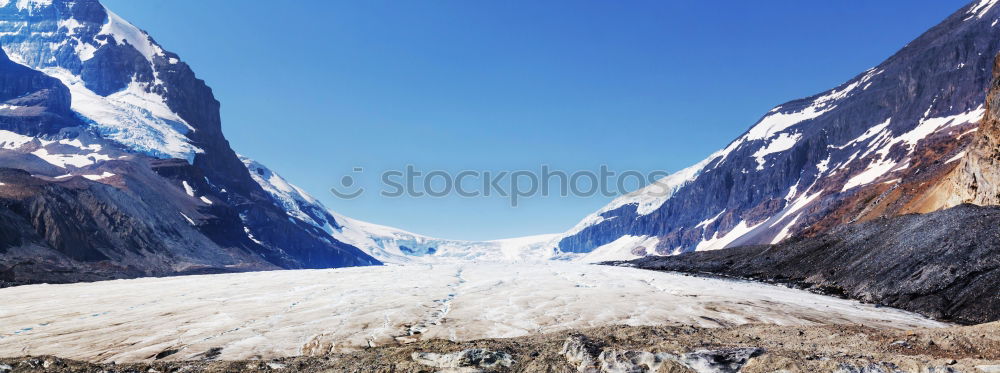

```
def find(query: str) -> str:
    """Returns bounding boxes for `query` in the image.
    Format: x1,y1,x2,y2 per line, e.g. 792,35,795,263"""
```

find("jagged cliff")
926,53,1000,208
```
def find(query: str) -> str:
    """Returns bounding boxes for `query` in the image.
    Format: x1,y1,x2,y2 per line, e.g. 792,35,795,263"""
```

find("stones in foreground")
411,348,515,372
559,334,764,373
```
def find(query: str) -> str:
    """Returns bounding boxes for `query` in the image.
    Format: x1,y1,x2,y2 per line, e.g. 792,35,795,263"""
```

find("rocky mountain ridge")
612,44,1000,326
552,0,1000,261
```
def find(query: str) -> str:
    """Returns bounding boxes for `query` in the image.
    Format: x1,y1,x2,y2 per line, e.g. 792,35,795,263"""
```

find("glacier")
0,263,947,362
241,155,565,264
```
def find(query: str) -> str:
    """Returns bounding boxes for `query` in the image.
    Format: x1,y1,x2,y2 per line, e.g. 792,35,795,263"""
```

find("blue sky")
104,0,968,240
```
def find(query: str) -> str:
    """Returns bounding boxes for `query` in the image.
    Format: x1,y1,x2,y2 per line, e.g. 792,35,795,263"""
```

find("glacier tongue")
0,263,947,362
327,211,562,264
240,155,565,264
41,67,202,161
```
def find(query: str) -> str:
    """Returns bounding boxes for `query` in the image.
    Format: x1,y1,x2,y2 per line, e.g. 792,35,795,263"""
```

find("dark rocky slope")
0,161,376,287
616,203,1000,325
0,48,82,135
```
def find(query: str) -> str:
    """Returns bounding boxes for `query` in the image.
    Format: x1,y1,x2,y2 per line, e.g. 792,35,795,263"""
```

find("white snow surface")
241,155,334,230
694,220,763,252
768,192,822,244
752,132,802,170
745,105,834,142
29,146,108,168
946,151,968,164
0,130,34,150
831,118,892,151
0,263,947,362
81,172,114,180
578,235,661,263
329,211,561,264
609,156,716,216
842,158,901,192
99,8,164,65
181,180,195,197
0,129,119,170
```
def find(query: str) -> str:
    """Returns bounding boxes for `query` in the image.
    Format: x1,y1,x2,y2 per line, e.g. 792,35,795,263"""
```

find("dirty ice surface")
0,263,946,362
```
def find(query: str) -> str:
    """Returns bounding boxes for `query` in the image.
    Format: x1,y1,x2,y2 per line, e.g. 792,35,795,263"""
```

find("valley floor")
0,263,947,365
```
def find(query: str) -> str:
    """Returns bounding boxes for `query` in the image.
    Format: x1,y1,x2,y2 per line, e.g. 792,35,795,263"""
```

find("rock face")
0,166,273,284
559,334,765,373
556,0,1000,258
0,0,379,286
935,53,1000,207
411,349,515,372
621,203,1000,325
0,48,81,135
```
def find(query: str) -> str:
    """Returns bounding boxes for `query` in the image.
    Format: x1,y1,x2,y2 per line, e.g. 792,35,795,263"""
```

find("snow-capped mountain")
0,0,379,285
0,0,577,282
551,0,1000,261
0,0,199,160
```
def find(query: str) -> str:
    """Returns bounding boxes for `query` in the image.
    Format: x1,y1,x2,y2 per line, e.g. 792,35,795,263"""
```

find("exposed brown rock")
935,53,1000,208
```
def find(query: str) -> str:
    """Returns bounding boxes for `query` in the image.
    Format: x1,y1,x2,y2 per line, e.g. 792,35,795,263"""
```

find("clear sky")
103,0,969,241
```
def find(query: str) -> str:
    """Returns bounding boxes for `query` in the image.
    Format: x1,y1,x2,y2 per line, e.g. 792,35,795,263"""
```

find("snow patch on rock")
695,220,763,252
752,132,802,170
578,235,660,263
98,8,163,65
967,0,999,20
0,129,34,149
